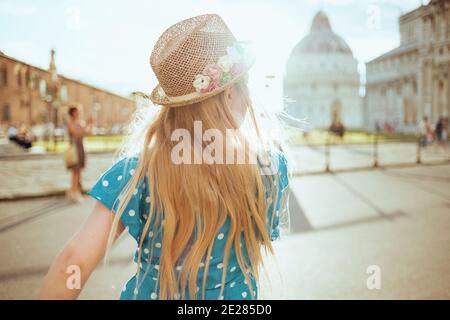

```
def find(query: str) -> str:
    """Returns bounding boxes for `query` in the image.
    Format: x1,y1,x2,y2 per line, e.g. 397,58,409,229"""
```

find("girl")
40,14,289,300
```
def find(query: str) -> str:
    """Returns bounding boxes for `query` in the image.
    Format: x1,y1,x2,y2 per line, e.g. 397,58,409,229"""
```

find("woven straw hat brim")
149,65,252,108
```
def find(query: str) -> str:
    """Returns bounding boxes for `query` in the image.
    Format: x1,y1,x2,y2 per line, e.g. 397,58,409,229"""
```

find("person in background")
419,116,433,147
7,124,17,142
66,106,93,203
434,116,448,149
14,124,33,149
442,117,449,147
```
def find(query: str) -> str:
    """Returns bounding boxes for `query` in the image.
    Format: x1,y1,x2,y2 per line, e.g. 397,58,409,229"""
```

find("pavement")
0,142,449,201
0,163,449,299
0,153,115,200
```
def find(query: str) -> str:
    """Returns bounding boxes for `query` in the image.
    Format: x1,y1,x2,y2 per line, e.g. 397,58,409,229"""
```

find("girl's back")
88,149,288,300
39,14,289,300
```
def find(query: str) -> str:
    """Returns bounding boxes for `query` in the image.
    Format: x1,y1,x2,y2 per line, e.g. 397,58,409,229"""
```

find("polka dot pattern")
87,152,287,301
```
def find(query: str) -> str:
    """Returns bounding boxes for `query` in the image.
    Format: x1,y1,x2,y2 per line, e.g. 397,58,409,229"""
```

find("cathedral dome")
291,11,353,56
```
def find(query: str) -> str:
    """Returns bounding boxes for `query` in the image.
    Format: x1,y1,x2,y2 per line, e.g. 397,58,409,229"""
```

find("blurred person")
65,106,93,202
14,124,33,149
434,116,447,149
7,124,17,142
40,14,289,300
329,119,345,140
375,121,382,134
383,121,394,134
419,116,433,147
442,116,449,145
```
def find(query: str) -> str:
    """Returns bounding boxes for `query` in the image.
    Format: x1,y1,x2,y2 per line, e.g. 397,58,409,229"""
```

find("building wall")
284,53,363,129
0,53,136,133
365,0,450,133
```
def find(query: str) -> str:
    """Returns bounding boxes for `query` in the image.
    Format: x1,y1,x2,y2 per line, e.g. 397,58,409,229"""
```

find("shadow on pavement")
287,188,313,233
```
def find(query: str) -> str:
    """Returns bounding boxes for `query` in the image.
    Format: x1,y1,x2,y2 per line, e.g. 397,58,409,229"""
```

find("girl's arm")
39,201,124,299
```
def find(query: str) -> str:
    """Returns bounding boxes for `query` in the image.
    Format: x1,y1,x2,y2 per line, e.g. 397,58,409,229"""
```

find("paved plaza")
0,162,449,299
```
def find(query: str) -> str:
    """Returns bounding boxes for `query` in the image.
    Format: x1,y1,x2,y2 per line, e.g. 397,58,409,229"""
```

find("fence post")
416,136,422,164
373,132,379,168
325,134,331,173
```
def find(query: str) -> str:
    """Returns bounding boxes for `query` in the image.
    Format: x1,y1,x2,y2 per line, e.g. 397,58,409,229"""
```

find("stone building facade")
0,50,135,133
283,11,363,129
365,0,450,133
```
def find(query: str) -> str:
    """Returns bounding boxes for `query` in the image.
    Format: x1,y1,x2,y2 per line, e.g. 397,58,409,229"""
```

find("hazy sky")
1,0,422,106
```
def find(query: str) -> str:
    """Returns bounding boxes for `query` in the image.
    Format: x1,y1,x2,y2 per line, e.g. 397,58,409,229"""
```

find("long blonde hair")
107,81,280,300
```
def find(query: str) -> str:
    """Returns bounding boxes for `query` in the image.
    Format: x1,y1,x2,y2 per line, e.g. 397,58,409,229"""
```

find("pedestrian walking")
40,14,289,300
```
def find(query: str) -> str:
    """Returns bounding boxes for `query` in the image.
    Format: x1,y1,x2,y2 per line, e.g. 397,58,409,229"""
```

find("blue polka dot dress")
87,151,289,300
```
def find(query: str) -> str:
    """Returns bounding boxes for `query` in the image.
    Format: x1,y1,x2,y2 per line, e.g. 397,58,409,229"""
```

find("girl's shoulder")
87,156,143,211
87,156,145,239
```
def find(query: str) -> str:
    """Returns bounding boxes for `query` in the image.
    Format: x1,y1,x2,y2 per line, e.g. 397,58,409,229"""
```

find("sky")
0,0,423,109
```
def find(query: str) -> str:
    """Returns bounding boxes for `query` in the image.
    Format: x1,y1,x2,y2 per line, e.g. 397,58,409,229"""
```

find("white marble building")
283,11,363,129
365,0,450,133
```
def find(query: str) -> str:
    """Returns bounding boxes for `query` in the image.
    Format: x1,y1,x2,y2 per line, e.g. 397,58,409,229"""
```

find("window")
0,64,7,87
29,73,36,89
39,79,47,98
25,69,30,87
60,85,68,102
17,69,22,87
2,104,10,122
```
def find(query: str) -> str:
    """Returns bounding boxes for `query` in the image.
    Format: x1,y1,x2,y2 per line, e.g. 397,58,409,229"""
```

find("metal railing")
290,134,450,176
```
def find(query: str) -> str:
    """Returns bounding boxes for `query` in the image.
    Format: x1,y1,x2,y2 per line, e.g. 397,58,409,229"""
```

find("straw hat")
149,14,254,107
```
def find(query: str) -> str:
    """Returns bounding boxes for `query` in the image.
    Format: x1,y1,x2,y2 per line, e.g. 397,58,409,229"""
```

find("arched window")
14,64,22,87
25,68,30,88
39,79,47,98
60,85,68,102
0,64,7,87
2,104,10,122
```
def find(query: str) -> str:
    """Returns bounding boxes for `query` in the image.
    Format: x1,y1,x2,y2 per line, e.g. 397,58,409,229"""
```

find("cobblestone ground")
0,164,449,299
0,143,448,200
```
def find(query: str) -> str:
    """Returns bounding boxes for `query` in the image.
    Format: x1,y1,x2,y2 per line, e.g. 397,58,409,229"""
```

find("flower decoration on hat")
192,41,253,94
